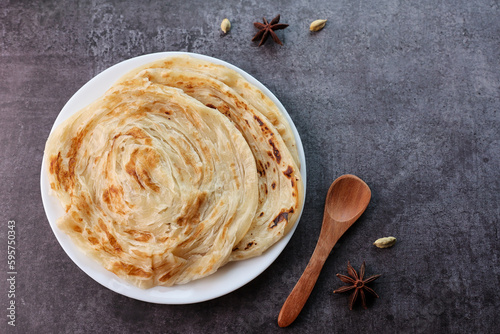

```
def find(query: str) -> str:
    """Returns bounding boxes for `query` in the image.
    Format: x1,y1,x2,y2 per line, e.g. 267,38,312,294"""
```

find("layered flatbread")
45,55,304,288
45,79,258,287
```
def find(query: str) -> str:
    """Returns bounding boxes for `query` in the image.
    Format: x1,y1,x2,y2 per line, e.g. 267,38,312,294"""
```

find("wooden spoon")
277,174,371,327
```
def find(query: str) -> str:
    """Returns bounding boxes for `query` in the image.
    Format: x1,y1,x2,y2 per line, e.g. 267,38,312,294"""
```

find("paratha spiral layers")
45,79,259,288
131,68,304,260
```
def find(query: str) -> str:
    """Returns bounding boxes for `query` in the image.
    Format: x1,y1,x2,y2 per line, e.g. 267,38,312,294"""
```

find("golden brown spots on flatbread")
102,185,124,205
245,241,255,250
49,153,60,175
283,165,293,178
111,262,152,278
125,127,149,140
268,138,281,164
176,192,207,226
72,225,83,233
97,219,107,233
217,103,231,117
125,229,153,242
106,233,123,253
254,115,264,126
269,211,289,229
49,152,74,192
88,237,99,245
256,160,266,177
125,148,160,192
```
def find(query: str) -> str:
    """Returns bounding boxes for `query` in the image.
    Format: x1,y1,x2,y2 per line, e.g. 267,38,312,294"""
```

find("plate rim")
40,51,307,304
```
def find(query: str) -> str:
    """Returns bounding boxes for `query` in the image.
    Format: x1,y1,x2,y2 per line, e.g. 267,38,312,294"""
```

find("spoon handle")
278,221,338,327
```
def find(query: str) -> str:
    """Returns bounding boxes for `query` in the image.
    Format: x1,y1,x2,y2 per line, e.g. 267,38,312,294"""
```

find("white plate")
40,52,306,304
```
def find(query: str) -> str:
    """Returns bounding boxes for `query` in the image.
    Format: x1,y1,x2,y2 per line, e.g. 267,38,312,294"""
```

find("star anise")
252,14,289,46
333,261,381,310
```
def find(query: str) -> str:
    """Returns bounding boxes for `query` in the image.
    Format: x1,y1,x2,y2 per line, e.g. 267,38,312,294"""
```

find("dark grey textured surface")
1,0,499,333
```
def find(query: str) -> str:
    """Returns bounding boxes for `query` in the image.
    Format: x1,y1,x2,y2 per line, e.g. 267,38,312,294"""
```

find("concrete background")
1,0,499,333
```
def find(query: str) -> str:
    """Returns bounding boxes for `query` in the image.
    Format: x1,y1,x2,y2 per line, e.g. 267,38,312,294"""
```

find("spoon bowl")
278,174,371,327
326,175,372,222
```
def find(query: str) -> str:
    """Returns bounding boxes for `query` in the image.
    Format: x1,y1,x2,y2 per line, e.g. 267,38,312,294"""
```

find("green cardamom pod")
373,236,397,248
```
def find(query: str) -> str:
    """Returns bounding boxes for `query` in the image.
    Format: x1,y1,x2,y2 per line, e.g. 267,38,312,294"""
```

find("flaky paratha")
130,68,304,260
117,55,300,168
45,79,258,288
45,55,304,289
